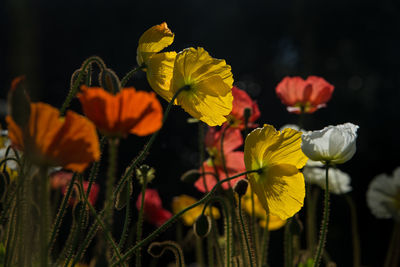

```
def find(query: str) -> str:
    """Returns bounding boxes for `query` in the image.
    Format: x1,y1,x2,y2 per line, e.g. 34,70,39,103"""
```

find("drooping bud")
233,179,248,197
8,76,31,129
99,68,121,94
115,178,133,210
193,214,212,238
136,165,155,184
180,169,201,184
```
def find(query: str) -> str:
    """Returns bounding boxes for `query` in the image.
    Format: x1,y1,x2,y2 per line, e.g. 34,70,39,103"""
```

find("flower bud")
233,179,248,197
99,68,121,94
193,214,211,238
8,76,31,129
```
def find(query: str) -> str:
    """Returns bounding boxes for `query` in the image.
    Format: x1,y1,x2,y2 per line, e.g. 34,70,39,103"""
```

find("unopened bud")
193,214,211,238
8,76,31,129
180,169,201,184
99,68,121,94
233,179,248,197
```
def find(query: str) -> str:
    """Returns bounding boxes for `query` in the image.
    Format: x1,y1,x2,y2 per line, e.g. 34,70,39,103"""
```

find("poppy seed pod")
234,179,249,197
193,214,212,238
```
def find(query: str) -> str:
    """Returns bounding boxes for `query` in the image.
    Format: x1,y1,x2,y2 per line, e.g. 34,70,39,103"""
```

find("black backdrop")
1,0,400,266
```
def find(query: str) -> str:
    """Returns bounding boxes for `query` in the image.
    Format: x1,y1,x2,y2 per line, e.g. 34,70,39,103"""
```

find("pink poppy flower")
275,76,334,114
136,189,172,227
195,127,246,192
50,170,99,206
226,86,260,129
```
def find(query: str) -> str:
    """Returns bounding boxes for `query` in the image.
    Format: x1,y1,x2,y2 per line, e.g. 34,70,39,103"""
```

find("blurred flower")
0,131,18,173
244,124,308,220
6,102,100,172
275,76,334,114
172,194,220,226
367,167,400,221
226,86,260,129
137,22,177,102
194,127,245,192
50,170,99,206
243,188,286,230
303,160,352,194
301,123,359,165
136,189,172,227
78,86,162,137
280,124,301,132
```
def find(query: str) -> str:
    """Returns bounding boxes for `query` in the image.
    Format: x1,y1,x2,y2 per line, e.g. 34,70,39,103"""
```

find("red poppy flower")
50,170,100,206
136,189,172,227
275,76,334,114
6,103,100,172
195,127,246,192
78,86,163,137
226,86,260,129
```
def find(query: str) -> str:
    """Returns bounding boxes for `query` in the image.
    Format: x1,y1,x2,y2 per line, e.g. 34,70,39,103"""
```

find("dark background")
1,0,400,266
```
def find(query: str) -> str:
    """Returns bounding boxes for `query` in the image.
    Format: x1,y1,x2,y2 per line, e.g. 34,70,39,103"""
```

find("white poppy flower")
303,163,352,194
0,131,18,170
366,167,400,221
301,123,359,164
279,124,302,132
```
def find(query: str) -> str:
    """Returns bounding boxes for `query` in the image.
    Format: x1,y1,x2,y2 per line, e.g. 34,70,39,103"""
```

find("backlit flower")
136,189,172,227
301,123,359,165
78,86,162,137
170,47,234,126
303,160,352,194
226,86,260,129
137,22,177,102
0,131,18,173
194,127,245,192
275,76,334,114
243,188,286,230
367,167,400,221
172,194,220,226
6,102,100,172
244,124,308,220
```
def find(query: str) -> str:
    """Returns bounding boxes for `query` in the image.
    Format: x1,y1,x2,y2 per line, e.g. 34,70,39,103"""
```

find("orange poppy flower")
6,102,100,172
275,76,334,114
78,86,163,137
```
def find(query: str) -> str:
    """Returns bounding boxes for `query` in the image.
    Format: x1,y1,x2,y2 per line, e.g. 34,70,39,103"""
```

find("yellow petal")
146,51,177,102
259,215,286,230
137,22,174,67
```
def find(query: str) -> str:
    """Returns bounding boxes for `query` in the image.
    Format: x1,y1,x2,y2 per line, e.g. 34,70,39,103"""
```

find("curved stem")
111,169,261,266
118,175,132,250
312,164,330,267
120,65,144,87
238,196,255,267
60,56,105,115
113,86,186,198
86,136,107,199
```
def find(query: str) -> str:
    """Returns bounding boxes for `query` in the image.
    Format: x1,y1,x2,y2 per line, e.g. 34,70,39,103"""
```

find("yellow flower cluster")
137,23,233,126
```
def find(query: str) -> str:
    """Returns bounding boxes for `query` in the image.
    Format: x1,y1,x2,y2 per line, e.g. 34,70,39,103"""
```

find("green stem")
136,176,148,267
78,177,125,266
384,222,400,267
220,124,230,180
60,56,106,115
238,196,255,267
260,214,270,267
118,176,132,250
111,169,261,266
198,122,209,192
86,136,107,199
345,195,361,267
48,173,77,254
120,65,144,87
284,217,293,267
105,138,119,227
39,166,49,267
196,237,205,267
306,183,318,252
113,86,186,198
312,164,330,267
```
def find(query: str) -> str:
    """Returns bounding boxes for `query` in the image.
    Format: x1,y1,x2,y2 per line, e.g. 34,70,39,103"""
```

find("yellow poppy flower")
243,188,286,230
244,124,308,220
172,194,220,226
170,47,233,126
137,22,177,102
